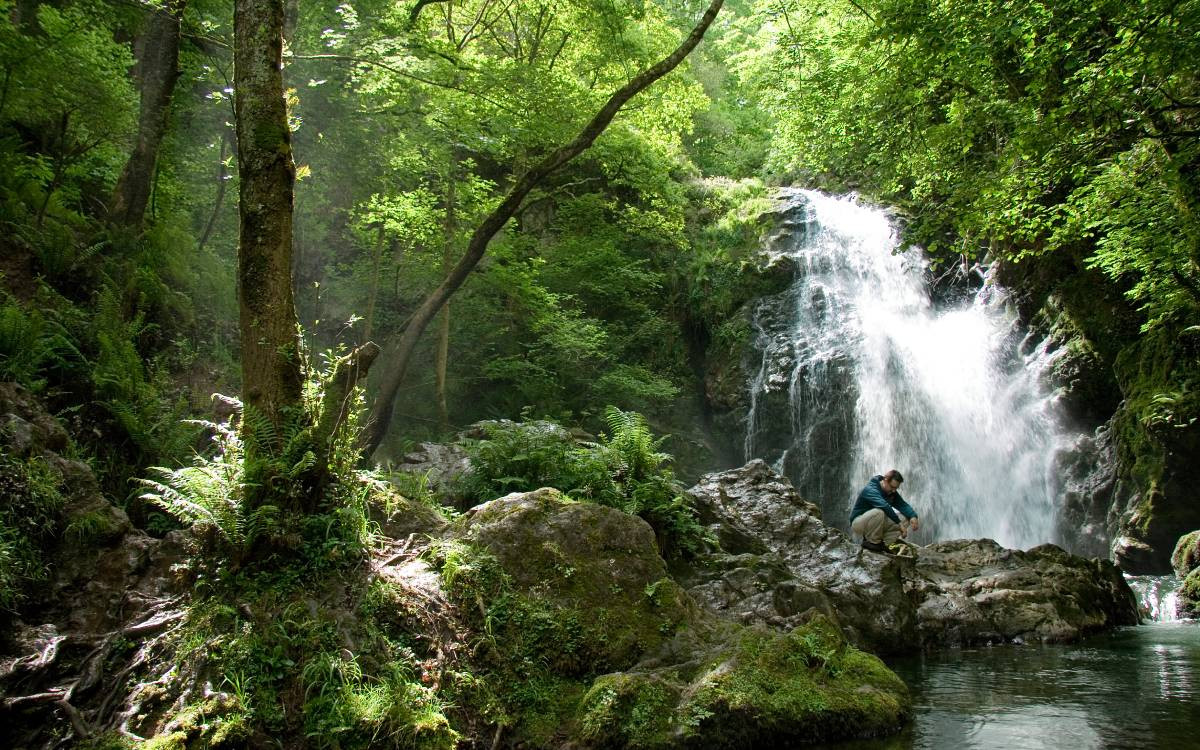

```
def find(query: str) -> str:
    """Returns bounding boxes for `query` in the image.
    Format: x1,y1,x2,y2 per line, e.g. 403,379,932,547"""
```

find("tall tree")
359,0,727,457
233,0,380,515
435,155,457,430
110,0,187,228
233,0,303,433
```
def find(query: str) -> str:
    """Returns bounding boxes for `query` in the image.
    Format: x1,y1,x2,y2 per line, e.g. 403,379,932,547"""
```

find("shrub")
460,408,709,558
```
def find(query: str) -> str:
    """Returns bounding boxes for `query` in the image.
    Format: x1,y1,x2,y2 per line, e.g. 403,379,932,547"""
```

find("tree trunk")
110,0,186,229
358,0,727,458
197,129,231,254
284,0,299,44
233,0,304,436
435,160,457,431
363,224,385,343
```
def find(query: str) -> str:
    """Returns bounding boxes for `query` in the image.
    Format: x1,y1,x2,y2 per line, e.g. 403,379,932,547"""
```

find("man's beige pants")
851,508,902,545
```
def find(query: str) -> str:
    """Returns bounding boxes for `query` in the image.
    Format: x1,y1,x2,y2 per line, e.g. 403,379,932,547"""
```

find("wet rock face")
1056,428,1118,559
1110,421,1200,574
680,462,1141,652
680,460,918,654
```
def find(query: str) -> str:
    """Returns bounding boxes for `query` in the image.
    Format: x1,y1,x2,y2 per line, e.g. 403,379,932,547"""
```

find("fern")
139,417,249,548
0,297,83,389
138,356,381,571
600,406,672,483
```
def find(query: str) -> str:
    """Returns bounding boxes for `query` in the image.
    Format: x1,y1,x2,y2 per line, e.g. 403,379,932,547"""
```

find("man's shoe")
861,539,887,553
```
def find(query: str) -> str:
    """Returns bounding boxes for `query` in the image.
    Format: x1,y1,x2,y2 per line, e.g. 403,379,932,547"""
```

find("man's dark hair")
884,469,904,483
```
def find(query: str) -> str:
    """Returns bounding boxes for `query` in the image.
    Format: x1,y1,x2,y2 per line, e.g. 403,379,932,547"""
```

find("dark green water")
815,623,1200,750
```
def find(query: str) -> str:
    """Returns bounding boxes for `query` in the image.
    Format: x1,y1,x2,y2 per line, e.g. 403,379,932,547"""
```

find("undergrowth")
0,146,235,512
459,407,709,558
423,540,591,747
0,454,66,613
136,361,460,749
139,356,378,579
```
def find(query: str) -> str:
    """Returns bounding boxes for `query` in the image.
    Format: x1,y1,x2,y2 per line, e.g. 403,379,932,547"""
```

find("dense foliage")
0,0,753,489
459,408,709,557
744,0,1200,334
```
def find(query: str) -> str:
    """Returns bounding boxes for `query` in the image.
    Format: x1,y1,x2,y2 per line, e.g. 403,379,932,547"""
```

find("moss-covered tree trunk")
233,0,304,436
110,0,186,228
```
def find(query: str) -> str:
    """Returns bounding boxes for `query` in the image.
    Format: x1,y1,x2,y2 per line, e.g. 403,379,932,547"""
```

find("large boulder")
442,487,911,748
1172,530,1200,618
455,487,694,673
681,462,1140,652
909,539,1139,645
680,459,916,653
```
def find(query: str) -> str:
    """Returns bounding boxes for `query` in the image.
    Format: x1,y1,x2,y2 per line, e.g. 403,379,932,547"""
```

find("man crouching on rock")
850,470,919,555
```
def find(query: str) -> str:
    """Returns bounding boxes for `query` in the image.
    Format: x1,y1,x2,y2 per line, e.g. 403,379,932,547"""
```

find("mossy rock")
141,696,250,750
1108,321,1200,572
436,488,913,748
1172,530,1200,579
1178,568,1200,619
451,488,692,673
574,617,909,749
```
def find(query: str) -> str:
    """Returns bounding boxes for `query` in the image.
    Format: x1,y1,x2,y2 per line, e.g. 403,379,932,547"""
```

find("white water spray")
744,189,1072,549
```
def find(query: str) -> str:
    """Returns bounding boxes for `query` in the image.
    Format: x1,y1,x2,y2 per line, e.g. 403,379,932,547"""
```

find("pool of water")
811,623,1200,750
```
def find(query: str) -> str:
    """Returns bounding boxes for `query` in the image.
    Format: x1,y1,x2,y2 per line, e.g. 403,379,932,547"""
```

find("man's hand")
899,519,910,538
909,517,920,532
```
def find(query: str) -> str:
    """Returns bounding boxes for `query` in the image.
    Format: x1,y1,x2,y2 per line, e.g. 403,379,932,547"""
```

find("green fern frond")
139,474,221,529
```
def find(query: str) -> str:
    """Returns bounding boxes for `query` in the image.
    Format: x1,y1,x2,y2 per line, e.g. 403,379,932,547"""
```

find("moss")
578,673,681,748
427,530,694,745
77,734,140,750
1103,320,1200,567
1112,325,1200,483
575,618,910,749
156,553,460,750
142,695,248,750
63,507,122,544
1172,530,1200,578
301,661,457,750
1178,568,1200,619
0,454,66,611
441,494,692,671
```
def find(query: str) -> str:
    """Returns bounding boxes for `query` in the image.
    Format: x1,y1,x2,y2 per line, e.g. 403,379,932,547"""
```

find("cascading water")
1127,576,1183,622
744,189,1074,549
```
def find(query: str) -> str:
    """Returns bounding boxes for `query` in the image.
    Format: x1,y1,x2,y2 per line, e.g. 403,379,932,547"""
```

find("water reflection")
808,624,1200,750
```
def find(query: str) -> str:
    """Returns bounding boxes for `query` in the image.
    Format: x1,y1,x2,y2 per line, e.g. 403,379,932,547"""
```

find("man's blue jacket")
850,475,918,525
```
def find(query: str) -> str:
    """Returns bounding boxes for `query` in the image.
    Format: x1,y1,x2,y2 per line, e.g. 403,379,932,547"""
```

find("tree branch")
288,53,520,114
360,0,727,458
408,0,451,27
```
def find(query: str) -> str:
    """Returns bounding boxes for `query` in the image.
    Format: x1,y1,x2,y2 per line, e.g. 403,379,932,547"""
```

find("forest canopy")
1,0,1196,474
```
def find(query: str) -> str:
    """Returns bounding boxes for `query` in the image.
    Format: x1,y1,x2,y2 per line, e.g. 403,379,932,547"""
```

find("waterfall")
743,189,1073,549
1126,575,1182,622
